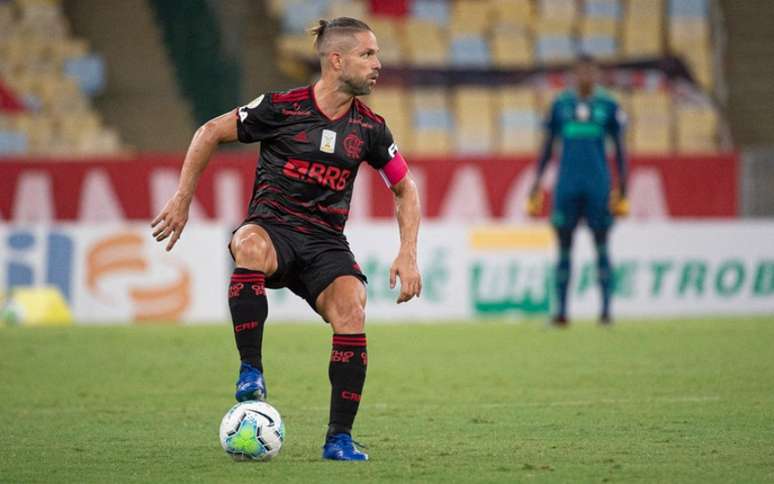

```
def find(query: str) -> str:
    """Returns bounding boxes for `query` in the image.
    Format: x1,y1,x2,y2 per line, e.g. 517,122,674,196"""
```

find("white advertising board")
1,222,772,323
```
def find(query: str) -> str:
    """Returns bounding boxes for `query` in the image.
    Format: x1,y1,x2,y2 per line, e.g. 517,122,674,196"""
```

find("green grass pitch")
1,317,773,483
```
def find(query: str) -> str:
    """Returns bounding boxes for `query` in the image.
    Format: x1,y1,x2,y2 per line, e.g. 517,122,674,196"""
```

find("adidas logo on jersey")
292,131,309,143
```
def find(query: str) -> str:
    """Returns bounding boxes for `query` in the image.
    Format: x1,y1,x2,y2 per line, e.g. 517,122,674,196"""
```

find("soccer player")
527,55,628,326
150,17,421,461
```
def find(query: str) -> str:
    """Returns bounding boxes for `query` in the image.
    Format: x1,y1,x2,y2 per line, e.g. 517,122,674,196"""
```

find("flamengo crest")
343,133,364,159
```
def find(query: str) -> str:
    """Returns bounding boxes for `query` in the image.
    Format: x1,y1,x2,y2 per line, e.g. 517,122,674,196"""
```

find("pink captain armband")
378,151,409,187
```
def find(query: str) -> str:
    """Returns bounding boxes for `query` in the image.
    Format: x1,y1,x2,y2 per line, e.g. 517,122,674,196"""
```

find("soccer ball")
219,401,285,461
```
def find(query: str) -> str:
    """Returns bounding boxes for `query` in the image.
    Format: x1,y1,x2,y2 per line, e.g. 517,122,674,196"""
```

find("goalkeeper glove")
526,189,545,217
610,189,629,217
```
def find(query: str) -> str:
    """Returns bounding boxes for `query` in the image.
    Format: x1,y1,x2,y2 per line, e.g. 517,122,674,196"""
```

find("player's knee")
331,302,365,332
234,233,272,269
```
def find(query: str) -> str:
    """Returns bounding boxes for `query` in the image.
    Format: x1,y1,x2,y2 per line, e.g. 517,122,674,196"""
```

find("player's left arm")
389,173,422,303
610,104,628,196
367,120,422,303
609,103,629,215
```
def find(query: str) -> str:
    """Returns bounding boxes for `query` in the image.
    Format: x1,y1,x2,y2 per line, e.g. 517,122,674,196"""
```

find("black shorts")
230,221,367,311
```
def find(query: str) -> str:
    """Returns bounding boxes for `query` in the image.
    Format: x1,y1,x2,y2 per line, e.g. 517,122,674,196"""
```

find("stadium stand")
497,87,541,154
0,0,728,157
0,0,121,156
269,0,727,156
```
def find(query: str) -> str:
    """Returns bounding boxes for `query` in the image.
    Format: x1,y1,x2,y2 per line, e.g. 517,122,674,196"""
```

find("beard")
341,73,374,96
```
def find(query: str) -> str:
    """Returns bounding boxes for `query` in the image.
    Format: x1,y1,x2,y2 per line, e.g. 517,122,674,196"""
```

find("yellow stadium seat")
490,0,533,28
626,0,664,19
622,24,662,57
14,114,55,155
629,117,673,154
629,88,674,154
538,0,577,20
498,87,537,110
0,0,121,155
621,0,664,56
327,0,367,20
366,87,406,116
533,17,575,36
57,111,102,143
37,74,82,111
498,131,539,154
365,87,412,153
412,129,451,156
50,38,89,63
669,18,710,50
631,91,670,115
491,30,532,68
277,33,311,58
675,105,718,153
404,19,447,67
449,0,492,34
75,127,122,156
453,87,496,154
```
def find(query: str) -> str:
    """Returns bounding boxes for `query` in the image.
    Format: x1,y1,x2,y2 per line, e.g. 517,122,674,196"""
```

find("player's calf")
229,267,269,401
327,333,367,437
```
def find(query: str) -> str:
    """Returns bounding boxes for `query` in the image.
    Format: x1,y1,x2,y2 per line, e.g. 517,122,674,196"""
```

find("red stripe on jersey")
249,213,315,232
255,199,344,232
354,99,385,124
256,184,350,216
271,87,310,103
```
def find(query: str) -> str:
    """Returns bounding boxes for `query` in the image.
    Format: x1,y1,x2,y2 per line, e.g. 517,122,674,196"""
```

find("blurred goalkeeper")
527,55,628,326
150,17,421,460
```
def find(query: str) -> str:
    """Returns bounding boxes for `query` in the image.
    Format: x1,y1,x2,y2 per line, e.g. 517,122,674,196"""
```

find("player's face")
340,31,381,96
575,61,598,92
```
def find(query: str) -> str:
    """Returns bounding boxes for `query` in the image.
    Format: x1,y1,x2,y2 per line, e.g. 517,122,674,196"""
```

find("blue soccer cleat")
322,433,369,461
235,362,267,402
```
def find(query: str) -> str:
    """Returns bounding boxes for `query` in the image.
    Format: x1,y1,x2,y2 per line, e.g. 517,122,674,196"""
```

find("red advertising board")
0,153,738,223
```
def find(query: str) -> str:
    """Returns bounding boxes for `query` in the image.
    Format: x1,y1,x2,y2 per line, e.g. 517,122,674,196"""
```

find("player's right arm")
527,101,558,216
151,109,238,251
608,102,629,216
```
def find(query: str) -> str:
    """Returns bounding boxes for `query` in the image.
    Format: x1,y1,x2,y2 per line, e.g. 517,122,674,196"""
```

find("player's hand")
389,251,422,304
610,189,629,217
150,192,191,251
526,186,544,218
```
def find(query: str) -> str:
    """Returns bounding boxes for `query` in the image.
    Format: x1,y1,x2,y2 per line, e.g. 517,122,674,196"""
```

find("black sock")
228,268,268,371
327,333,367,437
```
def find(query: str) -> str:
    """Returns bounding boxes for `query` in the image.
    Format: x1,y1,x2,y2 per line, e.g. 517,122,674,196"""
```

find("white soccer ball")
219,400,285,461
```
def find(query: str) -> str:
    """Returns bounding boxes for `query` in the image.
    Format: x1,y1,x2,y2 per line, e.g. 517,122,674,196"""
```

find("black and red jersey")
236,84,398,235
